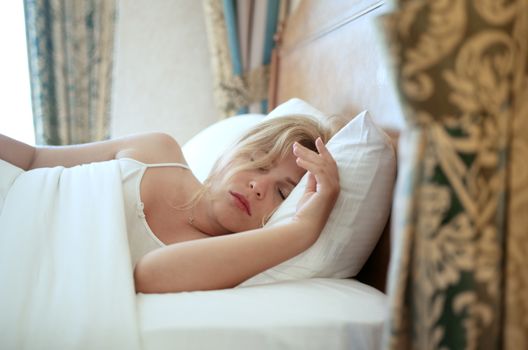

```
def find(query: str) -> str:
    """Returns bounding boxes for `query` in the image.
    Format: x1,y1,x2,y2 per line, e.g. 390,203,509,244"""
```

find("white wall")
111,0,218,144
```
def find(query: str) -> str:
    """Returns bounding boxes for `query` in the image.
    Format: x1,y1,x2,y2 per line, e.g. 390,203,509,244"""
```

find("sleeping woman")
0,115,339,294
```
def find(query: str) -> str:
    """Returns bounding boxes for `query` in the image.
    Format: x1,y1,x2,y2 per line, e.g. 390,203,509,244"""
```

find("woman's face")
208,150,305,233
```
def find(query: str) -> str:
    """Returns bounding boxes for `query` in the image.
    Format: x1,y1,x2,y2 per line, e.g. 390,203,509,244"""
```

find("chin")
212,198,262,233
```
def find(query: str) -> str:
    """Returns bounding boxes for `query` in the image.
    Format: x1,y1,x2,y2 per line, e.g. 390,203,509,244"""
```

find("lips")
229,191,252,216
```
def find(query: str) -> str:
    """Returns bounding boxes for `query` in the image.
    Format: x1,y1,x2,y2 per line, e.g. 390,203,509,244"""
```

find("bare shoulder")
115,132,186,165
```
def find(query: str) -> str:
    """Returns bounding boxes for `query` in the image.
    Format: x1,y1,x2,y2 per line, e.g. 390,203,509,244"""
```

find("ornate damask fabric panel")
24,0,116,145
381,0,528,348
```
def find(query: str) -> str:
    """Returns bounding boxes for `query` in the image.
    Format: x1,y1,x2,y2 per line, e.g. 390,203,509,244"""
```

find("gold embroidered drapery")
382,0,528,348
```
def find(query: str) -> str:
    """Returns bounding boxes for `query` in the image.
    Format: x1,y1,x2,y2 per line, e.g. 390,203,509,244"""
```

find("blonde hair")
208,115,332,185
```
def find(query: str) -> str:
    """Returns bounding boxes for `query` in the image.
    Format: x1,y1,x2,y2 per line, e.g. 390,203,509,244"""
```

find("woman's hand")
292,138,340,240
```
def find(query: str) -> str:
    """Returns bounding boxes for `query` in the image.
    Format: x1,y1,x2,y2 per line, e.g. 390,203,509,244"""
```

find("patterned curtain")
202,0,281,118
24,0,117,145
382,0,528,349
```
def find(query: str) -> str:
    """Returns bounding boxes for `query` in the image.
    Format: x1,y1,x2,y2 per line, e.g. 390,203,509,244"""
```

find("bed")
0,1,403,349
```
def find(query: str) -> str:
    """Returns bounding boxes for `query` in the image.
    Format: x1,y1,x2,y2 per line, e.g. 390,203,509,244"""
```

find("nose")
249,179,266,199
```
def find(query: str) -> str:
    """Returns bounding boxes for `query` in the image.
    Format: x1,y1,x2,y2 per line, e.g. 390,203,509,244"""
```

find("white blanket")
0,159,141,350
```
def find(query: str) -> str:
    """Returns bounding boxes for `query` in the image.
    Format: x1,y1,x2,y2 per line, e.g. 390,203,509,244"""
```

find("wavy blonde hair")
208,115,333,185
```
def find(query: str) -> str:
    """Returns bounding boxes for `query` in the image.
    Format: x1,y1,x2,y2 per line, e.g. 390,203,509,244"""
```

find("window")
0,2,35,145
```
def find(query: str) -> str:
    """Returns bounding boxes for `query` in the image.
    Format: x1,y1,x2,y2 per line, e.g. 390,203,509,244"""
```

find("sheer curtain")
202,0,281,118
381,0,528,348
24,0,117,145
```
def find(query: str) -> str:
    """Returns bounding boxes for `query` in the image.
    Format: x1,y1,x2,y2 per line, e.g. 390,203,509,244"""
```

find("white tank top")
118,158,190,267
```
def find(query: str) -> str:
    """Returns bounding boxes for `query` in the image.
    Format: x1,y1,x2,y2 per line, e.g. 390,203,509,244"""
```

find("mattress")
137,278,387,350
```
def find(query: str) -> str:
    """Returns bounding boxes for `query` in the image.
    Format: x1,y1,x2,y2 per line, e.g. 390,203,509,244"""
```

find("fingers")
293,138,336,171
315,137,332,158
293,138,339,197
293,139,322,165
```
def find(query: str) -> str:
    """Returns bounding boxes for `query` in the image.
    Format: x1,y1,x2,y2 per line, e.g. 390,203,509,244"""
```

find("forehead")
276,151,305,183
225,148,306,184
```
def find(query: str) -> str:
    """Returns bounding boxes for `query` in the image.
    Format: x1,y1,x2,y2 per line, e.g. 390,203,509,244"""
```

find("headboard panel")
269,0,404,292
271,0,404,131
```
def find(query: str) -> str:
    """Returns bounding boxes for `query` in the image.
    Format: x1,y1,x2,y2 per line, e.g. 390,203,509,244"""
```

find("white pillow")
266,98,328,121
182,114,265,182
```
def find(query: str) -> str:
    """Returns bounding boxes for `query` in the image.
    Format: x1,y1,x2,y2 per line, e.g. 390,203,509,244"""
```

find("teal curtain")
24,0,117,145
203,0,280,118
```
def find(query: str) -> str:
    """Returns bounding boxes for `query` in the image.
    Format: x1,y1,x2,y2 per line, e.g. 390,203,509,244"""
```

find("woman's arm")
134,221,317,293
0,134,37,170
134,138,340,293
0,132,183,170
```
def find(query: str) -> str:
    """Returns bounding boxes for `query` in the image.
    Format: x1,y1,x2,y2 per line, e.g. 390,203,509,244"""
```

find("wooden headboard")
268,0,405,292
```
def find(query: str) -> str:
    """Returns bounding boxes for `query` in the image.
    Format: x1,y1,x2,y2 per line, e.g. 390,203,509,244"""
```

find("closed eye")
277,184,294,200
278,176,298,200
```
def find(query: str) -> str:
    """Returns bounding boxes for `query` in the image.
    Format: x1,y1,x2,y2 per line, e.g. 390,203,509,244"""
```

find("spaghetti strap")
118,157,190,170
145,162,190,170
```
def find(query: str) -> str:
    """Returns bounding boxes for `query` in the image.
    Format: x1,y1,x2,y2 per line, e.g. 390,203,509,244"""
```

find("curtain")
202,0,281,118
24,0,117,145
382,0,528,349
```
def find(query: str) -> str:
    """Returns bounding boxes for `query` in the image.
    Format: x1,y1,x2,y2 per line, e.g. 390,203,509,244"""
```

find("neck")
188,190,231,237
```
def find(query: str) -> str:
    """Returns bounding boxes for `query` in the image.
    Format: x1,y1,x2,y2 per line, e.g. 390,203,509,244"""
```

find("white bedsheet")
0,159,141,350
138,278,387,350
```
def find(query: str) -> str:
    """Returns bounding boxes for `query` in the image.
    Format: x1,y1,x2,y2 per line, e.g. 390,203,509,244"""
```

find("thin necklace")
187,205,195,227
